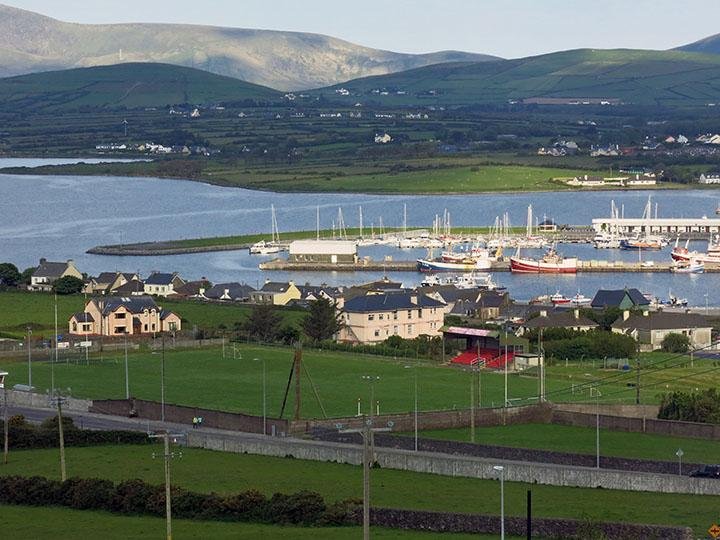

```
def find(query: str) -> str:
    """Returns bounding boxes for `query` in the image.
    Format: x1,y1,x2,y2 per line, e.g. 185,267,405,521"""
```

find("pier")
259,258,720,273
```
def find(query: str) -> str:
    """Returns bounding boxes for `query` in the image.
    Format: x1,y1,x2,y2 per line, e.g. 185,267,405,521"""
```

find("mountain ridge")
0,3,499,91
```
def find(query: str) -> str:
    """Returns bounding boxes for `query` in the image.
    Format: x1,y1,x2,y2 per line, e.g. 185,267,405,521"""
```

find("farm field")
0,445,714,535
0,343,707,418
412,423,720,464
0,505,497,540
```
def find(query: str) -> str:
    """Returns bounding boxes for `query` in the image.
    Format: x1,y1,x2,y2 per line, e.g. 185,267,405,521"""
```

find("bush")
661,333,690,353
0,419,150,449
221,489,268,522
658,388,720,423
267,490,326,525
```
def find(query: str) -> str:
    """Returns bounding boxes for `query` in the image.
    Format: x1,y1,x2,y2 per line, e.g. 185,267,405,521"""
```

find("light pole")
504,326,508,407
26,326,32,390
254,358,266,435
414,367,418,452
361,375,380,459
2,370,8,465
676,448,684,475
494,465,505,540
594,387,602,469
161,335,166,422
124,331,130,400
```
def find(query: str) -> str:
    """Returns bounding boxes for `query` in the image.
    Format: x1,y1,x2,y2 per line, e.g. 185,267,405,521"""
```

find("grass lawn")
0,291,302,339
1,343,713,418
0,445,714,535
0,505,502,539
413,423,720,464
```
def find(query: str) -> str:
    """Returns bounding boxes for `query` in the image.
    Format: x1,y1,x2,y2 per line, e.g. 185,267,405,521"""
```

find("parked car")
690,465,720,478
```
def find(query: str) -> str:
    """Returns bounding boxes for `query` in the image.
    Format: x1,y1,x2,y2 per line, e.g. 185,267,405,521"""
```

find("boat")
417,257,493,272
420,272,505,291
550,292,571,305
716,202,720,215
593,201,625,248
441,245,498,263
570,293,592,306
667,292,688,307
510,246,578,274
671,260,705,274
671,235,720,264
249,204,285,255
619,236,665,250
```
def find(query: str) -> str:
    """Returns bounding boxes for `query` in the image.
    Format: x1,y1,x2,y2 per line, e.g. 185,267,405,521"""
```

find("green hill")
676,33,720,55
0,63,281,111
318,48,720,107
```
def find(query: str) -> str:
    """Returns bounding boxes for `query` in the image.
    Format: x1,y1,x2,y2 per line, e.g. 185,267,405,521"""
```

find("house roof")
591,288,649,308
172,280,209,297
344,293,445,313
112,280,145,295
297,284,342,298
160,309,178,320
33,260,72,278
523,311,598,329
95,272,120,284
260,282,296,293
71,312,94,323
94,296,159,315
145,272,177,286
612,312,711,331
204,283,255,300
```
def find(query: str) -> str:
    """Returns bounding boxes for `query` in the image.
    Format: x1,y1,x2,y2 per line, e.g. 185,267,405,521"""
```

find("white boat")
570,293,592,306
250,204,285,255
671,260,704,274
420,272,504,290
550,292,571,305
417,257,493,272
671,235,720,264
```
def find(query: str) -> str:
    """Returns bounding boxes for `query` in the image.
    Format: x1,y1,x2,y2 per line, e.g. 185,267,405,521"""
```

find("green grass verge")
0,505,499,539
413,423,720,464
0,445,713,534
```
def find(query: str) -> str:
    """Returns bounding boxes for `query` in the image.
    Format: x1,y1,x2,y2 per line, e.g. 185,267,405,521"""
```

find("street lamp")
493,465,505,540
254,358,267,435
124,331,130,400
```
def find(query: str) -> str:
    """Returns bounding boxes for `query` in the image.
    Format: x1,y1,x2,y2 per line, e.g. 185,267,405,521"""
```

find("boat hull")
510,256,578,274
417,259,492,272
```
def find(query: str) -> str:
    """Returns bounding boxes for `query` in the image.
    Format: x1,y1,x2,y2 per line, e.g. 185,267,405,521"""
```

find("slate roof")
145,272,177,286
260,282,295,293
71,312,94,323
204,283,255,300
344,293,445,313
612,312,711,331
172,280,209,297
112,280,145,295
297,284,342,298
96,296,159,315
591,288,649,308
523,311,598,329
33,260,71,278
95,272,120,284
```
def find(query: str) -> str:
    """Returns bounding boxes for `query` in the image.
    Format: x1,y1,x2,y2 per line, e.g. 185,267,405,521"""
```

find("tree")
302,298,343,343
661,333,690,354
0,263,20,287
243,304,283,343
52,276,85,295
20,267,36,285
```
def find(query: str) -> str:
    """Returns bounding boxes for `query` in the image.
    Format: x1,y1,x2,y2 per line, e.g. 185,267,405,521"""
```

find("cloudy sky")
9,0,720,58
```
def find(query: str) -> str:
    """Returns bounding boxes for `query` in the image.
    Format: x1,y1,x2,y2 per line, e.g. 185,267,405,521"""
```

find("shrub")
112,479,158,515
661,333,690,353
267,490,326,525
320,498,362,526
221,489,268,521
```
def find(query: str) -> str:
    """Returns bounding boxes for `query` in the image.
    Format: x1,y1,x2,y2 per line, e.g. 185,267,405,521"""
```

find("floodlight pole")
49,393,67,481
27,326,32,389
161,335,166,422
3,382,8,465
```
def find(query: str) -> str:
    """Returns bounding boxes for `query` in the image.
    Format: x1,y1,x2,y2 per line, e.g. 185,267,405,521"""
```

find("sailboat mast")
359,206,363,238
316,205,320,241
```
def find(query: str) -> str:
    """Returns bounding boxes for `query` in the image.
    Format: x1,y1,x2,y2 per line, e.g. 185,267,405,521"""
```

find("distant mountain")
0,63,281,111
320,48,720,107
676,33,720,55
0,3,499,91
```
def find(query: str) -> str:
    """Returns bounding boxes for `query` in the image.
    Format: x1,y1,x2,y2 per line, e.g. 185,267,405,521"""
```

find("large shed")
288,240,357,264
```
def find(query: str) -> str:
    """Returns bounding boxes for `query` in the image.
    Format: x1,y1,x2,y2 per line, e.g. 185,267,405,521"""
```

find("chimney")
623,310,630,321
39,258,46,264
540,309,547,318
410,294,418,305
643,310,649,317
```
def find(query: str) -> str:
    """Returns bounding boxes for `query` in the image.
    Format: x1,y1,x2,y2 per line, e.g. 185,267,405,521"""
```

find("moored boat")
417,257,493,272
671,260,704,274
510,246,578,274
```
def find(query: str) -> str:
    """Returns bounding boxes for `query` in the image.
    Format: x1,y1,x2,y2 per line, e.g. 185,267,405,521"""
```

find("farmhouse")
203,283,255,302
611,311,712,351
250,280,302,305
699,173,720,184
28,258,83,292
143,272,185,297
338,292,445,344
68,296,181,336
520,309,598,334
83,272,140,295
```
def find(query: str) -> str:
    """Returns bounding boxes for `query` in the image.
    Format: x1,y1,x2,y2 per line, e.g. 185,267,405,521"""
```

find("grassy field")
0,291,302,339
0,343,710,418
413,423,720,464
0,505,501,540
0,445,714,534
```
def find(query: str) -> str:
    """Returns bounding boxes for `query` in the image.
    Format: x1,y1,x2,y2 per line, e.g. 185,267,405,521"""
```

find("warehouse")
288,240,357,264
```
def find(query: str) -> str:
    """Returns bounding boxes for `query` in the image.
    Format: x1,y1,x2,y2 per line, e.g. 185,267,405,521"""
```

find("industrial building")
288,240,357,264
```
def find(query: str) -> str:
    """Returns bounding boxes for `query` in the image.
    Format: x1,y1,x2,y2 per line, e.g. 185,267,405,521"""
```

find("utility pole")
339,418,392,540
48,392,67,481
2,371,8,465
52,293,58,396
504,326,509,407
470,364,475,443
124,331,130,400
361,375,380,461
413,367,418,452
26,327,32,390
150,432,184,540
294,346,302,421
161,335,166,422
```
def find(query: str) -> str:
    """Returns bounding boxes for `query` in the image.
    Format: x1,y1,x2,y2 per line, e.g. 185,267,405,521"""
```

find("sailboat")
619,196,667,250
249,204,284,255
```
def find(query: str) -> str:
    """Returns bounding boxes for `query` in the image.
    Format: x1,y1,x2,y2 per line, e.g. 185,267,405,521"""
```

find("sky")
7,0,720,58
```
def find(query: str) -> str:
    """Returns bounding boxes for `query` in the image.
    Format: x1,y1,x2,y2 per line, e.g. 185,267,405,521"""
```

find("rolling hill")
677,33,720,55
318,48,720,107
0,63,281,111
0,3,498,91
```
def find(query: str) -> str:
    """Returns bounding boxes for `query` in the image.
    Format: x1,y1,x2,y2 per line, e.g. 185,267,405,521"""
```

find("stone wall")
4,389,90,412
553,402,659,419
186,430,720,496
90,398,288,435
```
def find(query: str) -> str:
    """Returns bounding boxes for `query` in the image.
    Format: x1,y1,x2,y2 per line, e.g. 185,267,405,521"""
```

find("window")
114,327,126,334
374,329,380,337
408,324,413,335
393,311,398,320
151,323,156,331
379,314,384,320
144,324,148,331
418,309,422,318
169,322,177,331
368,314,375,321
72,322,77,332
407,310,412,320
115,313,126,319
393,325,398,335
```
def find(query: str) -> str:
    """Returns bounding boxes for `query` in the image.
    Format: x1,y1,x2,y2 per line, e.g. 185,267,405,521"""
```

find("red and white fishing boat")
550,291,571,305
510,246,578,274
671,235,720,264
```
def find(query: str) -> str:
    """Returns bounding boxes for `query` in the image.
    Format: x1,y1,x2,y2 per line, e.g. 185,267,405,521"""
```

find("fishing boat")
550,292,571,305
671,260,705,274
619,235,665,250
441,245,498,263
420,272,505,291
570,293,592,306
671,235,720,264
417,257,493,272
716,202,720,215
510,246,578,274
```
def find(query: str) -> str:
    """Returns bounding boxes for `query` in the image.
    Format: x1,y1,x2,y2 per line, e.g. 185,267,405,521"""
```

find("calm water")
0,157,718,304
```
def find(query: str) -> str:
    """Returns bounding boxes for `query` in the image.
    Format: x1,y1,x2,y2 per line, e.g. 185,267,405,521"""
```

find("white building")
699,173,720,184
288,240,357,264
